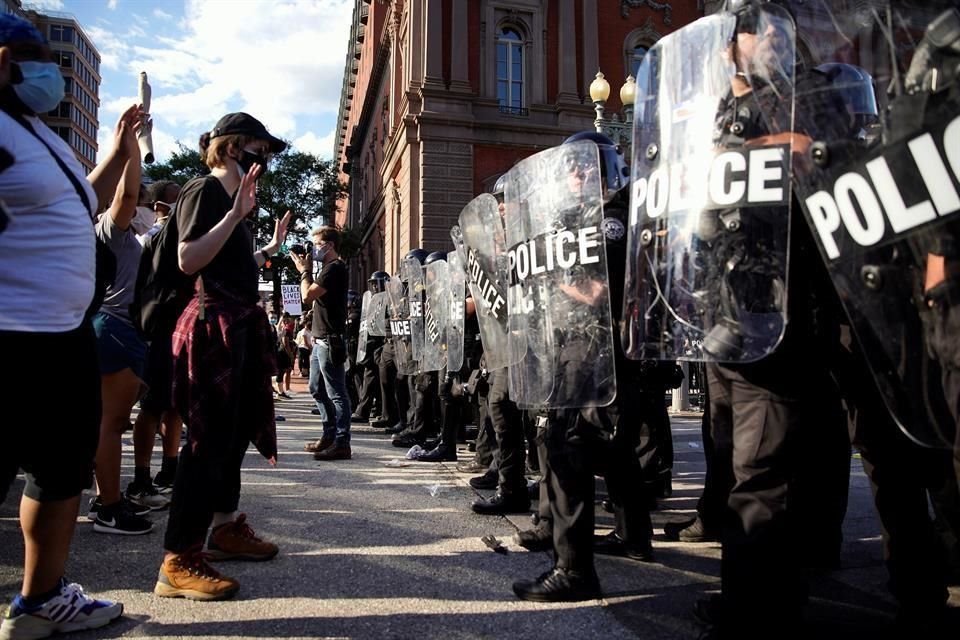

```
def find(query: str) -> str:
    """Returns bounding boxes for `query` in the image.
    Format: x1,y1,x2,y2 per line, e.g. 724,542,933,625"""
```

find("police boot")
471,491,530,515
512,567,600,602
415,443,457,462
593,531,654,562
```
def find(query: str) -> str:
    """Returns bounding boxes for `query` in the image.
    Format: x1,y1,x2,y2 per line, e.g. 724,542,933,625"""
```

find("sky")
23,0,353,164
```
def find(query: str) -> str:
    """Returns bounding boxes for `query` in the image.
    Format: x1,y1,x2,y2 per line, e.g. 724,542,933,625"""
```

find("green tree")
254,151,347,284
144,144,347,286
142,142,208,183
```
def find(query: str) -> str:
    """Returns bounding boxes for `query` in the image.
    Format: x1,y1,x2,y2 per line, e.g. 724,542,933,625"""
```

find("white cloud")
107,0,118,9
153,8,173,20
93,0,353,163
21,0,65,10
291,129,336,159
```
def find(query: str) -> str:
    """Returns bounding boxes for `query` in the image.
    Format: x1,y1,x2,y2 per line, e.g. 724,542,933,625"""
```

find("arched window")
496,26,524,112
630,44,648,80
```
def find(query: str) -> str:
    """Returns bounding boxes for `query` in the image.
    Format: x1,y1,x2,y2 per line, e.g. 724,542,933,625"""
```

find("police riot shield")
402,257,426,362
367,291,389,337
503,140,616,408
623,7,796,364
455,195,521,371
421,259,449,373
386,278,417,375
789,4,960,448
356,290,373,362
447,250,466,372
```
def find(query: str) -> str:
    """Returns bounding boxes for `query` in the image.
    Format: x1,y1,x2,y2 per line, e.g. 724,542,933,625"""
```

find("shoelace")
176,551,223,581
229,514,263,542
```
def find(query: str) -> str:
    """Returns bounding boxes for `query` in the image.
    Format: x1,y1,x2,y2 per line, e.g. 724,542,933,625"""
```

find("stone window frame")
623,20,662,80
483,1,544,106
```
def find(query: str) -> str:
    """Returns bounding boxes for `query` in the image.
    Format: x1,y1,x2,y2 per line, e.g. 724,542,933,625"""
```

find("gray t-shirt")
96,213,143,323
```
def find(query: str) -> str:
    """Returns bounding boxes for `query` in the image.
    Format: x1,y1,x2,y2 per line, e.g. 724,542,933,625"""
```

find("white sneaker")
0,580,122,640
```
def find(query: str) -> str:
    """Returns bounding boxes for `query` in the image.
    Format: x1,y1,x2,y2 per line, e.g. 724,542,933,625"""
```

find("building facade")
2,0,21,16
22,10,101,174
334,0,704,283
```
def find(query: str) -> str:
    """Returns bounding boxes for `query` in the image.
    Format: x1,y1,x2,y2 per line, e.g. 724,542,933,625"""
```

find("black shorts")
140,334,174,415
1,323,99,503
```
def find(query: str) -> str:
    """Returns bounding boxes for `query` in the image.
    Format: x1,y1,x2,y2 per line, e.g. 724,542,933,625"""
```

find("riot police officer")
511,132,656,602
345,290,362,409
471,176,530,514
395,251,446,449
388,248,429,442
356,272,388,422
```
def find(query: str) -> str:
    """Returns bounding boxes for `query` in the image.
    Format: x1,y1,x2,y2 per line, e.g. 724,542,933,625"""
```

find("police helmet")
347,289,361,309
562,131,630,195
424,251,447,265
816,63,878,122
492,173,508,203
368,270,390,293
404,248,430,265
725,0,795,38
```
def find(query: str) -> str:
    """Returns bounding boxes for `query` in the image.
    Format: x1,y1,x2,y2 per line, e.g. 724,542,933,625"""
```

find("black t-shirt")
177,175,258,304
311,259,348,337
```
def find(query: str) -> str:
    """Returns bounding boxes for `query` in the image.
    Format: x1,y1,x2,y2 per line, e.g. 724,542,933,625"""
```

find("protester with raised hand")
88,103,162,535
155,113,289,601
0,13,136,638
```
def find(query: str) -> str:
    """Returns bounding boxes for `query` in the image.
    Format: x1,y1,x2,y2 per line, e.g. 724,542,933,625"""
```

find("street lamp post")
589,71,636,155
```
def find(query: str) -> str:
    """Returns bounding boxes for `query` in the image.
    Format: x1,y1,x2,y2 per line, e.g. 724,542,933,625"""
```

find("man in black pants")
512,132,655,602
355,273,388,422
471,367,529,514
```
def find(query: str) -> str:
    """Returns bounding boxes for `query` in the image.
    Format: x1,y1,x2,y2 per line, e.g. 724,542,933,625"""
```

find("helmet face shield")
562,131,630,196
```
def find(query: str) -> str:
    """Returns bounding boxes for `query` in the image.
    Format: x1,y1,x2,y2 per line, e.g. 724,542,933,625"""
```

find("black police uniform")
526,190,655,585
703,70,851,634
345,302,362,408
378,307,408,430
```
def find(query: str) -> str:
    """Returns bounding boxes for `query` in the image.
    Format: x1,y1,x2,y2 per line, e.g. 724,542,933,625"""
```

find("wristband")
261,247,272,259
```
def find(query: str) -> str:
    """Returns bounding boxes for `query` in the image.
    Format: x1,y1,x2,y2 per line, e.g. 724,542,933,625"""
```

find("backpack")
131,210,196,339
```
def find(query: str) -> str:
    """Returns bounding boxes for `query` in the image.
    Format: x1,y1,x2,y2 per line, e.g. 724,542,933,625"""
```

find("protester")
296,315,312,377
89,101,160,535
155,112,289,601
293,227,352,461
129,179,183,498
275,312,295,398
0,12,137,637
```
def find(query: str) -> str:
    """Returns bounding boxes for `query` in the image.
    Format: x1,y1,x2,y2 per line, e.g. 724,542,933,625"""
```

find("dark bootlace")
228,514,263,542
175,548,224,582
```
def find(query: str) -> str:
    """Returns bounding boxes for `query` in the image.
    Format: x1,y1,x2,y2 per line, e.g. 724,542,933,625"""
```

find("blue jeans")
309,339,352,445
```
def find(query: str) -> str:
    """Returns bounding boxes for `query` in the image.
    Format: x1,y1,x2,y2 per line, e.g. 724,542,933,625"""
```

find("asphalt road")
1,385,957,639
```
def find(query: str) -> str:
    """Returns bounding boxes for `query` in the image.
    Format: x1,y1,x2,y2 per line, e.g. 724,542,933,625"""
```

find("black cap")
210,112,287,153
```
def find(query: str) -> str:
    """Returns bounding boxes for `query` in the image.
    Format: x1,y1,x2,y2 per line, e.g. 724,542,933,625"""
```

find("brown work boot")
304,436,334,453
206,514,279,561
154,548,240,601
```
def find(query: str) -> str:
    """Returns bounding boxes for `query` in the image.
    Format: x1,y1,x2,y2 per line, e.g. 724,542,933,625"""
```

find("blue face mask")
13,61,65,114
312,245,329,263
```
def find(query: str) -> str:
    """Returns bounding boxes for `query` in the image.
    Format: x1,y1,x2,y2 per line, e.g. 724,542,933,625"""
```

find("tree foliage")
142,142,208,184
144,144,347,284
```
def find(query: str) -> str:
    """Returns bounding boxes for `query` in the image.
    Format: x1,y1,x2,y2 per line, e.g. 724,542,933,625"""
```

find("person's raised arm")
178,164,261,275
255,211,292,267
87,104,144,208
106,116,143,230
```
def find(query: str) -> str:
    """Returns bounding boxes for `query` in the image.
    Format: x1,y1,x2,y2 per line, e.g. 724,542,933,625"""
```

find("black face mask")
237,149,269,177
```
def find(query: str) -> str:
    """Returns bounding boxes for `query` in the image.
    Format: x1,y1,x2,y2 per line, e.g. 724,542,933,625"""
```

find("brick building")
23,10,101,174
334,0,704,282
